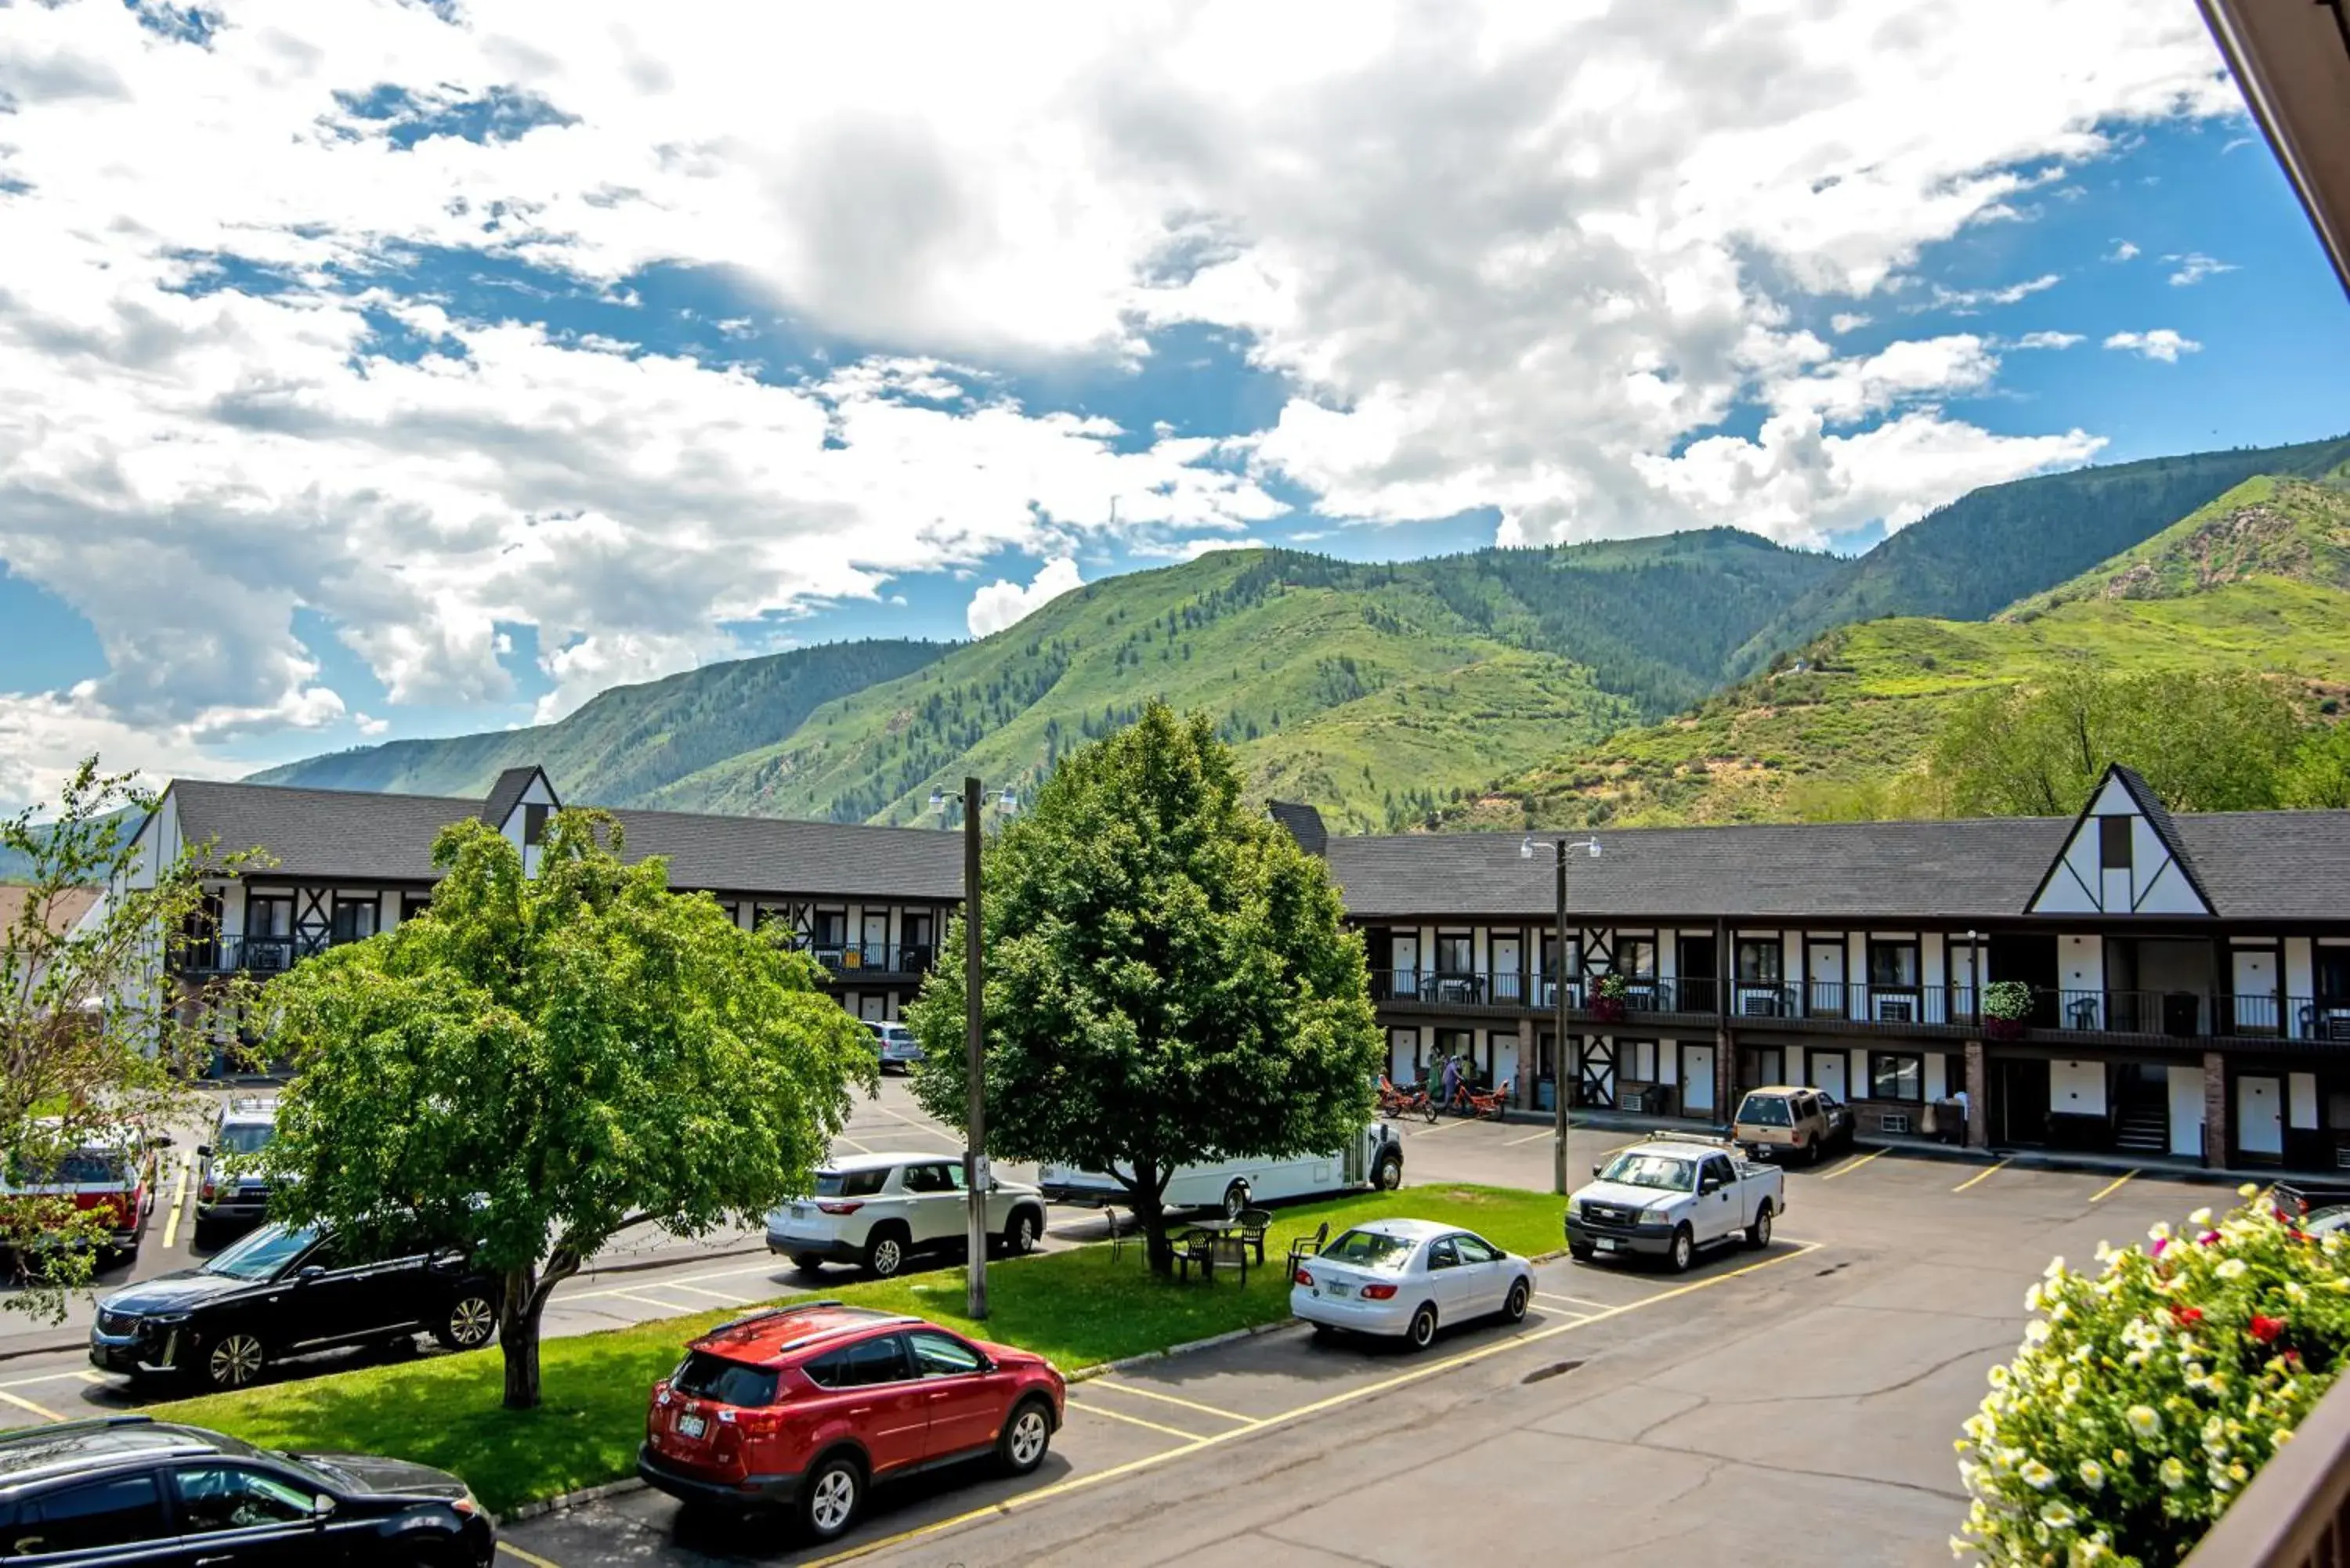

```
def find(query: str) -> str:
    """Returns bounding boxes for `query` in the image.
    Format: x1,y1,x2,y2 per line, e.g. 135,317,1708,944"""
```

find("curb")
571,1241,771,1281
0,1338,85,1364
500,1476,646,1526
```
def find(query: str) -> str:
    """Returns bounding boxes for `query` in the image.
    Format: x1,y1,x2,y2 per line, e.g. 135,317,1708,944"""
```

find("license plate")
1595,1238,1619,1252
676,1412,706,1440
1325,1282,1350,1298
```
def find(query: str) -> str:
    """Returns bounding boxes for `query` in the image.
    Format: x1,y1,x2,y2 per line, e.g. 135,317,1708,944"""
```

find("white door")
1491,937,1522,1003
1697,1155,1739,1243
1682,1043,1716,1115
1808,944,1845,1017
2238,1076,2284,1158
2235,949,2280,1033
1947,941,1979,1022
1811,1051,1846,1102
862,912,889,966
1426,1237,1481,1314
1393,935,1419,1002
1492,1035,1520,1097
1390,1028,1418,1082
859,994,887,1022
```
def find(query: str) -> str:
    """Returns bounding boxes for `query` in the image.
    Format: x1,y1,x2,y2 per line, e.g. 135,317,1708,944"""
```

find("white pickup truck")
1564,1133,1784,1274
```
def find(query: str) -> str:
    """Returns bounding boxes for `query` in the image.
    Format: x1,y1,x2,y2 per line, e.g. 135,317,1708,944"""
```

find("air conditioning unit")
1873,995,1916,1024
1880,1111,1912,1135
1741,992,1782,1017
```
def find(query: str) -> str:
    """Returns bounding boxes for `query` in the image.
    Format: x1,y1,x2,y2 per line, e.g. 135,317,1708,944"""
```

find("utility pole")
963,775,988,1320
1553,839,1571,1198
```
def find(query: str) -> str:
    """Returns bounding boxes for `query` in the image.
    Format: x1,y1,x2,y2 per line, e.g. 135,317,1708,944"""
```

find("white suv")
766,1152,1049,1279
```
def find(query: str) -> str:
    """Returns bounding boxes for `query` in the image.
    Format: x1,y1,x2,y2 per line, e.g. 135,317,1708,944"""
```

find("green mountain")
248,638,950,802
1726,435,2350,677
1459,469,2350,831
639,532,1841,833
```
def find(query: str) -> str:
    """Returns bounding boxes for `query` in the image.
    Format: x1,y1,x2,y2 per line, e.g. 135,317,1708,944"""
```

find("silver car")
867,1021,924,1072
1290,1218,1533,1350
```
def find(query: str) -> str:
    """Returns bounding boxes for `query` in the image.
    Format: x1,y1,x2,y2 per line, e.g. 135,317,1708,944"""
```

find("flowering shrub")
1955,1188,2350,1566
1981,981,2036,1022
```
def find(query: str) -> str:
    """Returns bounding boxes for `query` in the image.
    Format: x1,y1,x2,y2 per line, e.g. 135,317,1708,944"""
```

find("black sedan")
0,1415,494,1565
91,1221,501,1391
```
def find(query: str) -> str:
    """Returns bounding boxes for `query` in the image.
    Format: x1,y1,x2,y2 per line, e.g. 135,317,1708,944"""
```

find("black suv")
0,1415,494,1566
90,1222,501,1392
192,1098,281,1247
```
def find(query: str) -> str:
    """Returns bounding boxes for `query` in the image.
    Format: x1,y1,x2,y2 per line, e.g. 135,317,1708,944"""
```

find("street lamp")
1524,833,1601,1197
960,777,989,1319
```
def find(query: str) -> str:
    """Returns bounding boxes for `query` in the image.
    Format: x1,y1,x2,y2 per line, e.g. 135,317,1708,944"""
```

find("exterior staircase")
2114,1104,2170,1156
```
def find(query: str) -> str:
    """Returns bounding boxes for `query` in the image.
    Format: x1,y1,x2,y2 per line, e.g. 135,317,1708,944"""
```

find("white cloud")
354,713,390,737
2102,328,2202,362
1828,313,1873,334
0,0,2241,786
2106,239,2141,261
967,557,1083,639
0,687,236,812
2164,251,2236,286
2015,331,2086,349
1919,273,2063,313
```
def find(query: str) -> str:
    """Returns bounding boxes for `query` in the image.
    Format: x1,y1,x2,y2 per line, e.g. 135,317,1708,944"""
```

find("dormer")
480,765,561,876
2026,764,2212,918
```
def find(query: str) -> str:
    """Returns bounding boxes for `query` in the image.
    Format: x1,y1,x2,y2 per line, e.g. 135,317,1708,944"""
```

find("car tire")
998,1396,1054,1476
1373,1148,1405,1191
790,1252,826,1274
1003,1209,1039,1258
190,1216,218,1252
1503,1277,1531,1323
1221,1181,1251,1221
1666,1226,1694,1274
1806,1138,1823,1166
1310,1323,1338,1343
204,1331,266,1391
1569,1242,1596,1263
1405,1302,1438,1351
864,1225,910,1280
1747,1203,1773,1251
800,1452,864,1544
434,1293,498,1351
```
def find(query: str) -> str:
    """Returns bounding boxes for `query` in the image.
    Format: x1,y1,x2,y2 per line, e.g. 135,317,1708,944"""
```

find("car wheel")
1806,1138,1823,1166
1503,1277,1531,1323
998,1397,1054,1476
1747,1204,1773,1251
1405,1302,1438,1351
864,1226,909,1280
435,1293,497,1350
1374,1148,1405,1191
1667,1226,1694,1275
1310,1323,1338,1343
205,1331,266,1391
190,1216,217,1252
801,1453,863,1543
1569,1242,1596,1263
1003,1210,1039,1258
1221,1181,1251,1221
790,1252,826,1274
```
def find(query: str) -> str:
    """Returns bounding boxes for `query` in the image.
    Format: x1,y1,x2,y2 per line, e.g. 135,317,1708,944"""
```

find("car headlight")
1640,1206,1676,1227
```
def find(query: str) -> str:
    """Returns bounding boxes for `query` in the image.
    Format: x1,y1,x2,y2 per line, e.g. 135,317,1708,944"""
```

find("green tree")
904,702,1381,1276
263,811,871,1409
2,760,256,1319
2281,719,2350,808
1926,668,2302,816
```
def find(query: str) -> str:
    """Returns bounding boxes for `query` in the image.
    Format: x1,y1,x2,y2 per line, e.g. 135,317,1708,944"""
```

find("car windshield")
215,1125,274,1156
1599,1153,1697,1191
9,1150,128,1185
1737,1095,1792,1127
674,1350,780,1407
1320,1228,1418,1270
201,1222,317,1281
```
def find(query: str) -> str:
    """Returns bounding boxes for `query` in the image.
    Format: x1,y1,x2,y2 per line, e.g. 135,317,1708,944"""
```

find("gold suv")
1732,1086,1850,1165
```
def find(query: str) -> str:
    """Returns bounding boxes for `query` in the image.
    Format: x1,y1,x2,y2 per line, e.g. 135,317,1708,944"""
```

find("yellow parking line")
1086,1380,1256,1425
1503,1129,1555,1147
1066,1400,1206,1442
2089,1169,2139,1203
1952,1158,2011,1194
804,1241,1821,1567
1819,1149,1885,1182
0,1389,63,1423
161,1155,190,1250
499,1545,566,1568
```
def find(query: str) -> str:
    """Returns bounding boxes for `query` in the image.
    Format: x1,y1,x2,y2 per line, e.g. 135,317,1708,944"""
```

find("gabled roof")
0,886,99,935
2023,763,2216,918
2108,764,2211,910
1267,801,1328,855
479,764,555,828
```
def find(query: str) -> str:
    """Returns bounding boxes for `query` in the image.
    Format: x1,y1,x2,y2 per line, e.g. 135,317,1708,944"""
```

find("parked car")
1,1118,168,1267
193,1097,283,1247
765,1153,1048,1279
0,1414,494,1566
89,1219,501,1391
1289,1218,1533,1351
1730,1084,1850,1164
1566,1133,1784,1273
866,1021,924,1072
638,1301,1065,1545
1037,1122,1405,1216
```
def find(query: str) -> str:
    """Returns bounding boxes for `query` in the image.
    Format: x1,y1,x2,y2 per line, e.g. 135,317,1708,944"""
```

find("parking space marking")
161,1154,189,1250
0,1390,62,1423
1952,1158,2011,1193
1084,1380,1256,1425
562,1257,787,1304
1065,1399,1206,1443
1533,1292,1600,1317
0,1369,89,1393
663,1283,751,1303
1503,1128,1556,1146
1819,1150,1885,1181
609,1289,696,1314
499,1544,565,1568
833,1135,876,1155
74,1371,106,1386
804,1240,1822,1568
864,1104,964,1143
2089,1169,2139,1203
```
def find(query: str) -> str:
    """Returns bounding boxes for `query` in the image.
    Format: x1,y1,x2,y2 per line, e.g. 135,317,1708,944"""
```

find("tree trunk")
499,1264,547,1411
1130,1158,1177,1277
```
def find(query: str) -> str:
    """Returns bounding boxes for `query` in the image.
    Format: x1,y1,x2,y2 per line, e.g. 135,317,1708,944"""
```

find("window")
16,1474,168,1554
1617,938,1658,978
1869,1053,1925,1103
1700,1155,1735,1190
2099,815,2132,870
2318,947,2350,1002
172,1465,319,1533
1454,1234,1502,1264
1425,1237,1460,1270
1734,939,1783,985
908,1330,985,1377
1435,933,1473,974
900,1162,956,1194
1867,941,1919,988
1594,1152,1694,1191
837,1335,912,1387
815,1168,888,1198
1321,1228,1416,1268
522,803,549,846
673,1351,779,1406
1541,934,1581,978
245,895,293,939
814,909,848,948
399,893,431,923
329,898,378,945
1736,1093,1792,1128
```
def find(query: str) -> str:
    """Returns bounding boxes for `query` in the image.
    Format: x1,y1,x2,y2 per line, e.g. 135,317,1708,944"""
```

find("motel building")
110,761,2350,1173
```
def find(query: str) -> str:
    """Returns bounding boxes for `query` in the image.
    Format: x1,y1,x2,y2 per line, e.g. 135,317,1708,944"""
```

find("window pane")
175,1466,318,1533
909,1331,983,1377
843,1335,909,1386
24,1475,168,1552
2099,815,2132,870
1869,945,1918,987
672,1351,779,1406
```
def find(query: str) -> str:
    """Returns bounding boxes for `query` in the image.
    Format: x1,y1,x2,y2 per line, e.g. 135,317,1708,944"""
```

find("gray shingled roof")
479,765,548,827
2172,812,2350,923
169,780,964,901
1267,801,1328,856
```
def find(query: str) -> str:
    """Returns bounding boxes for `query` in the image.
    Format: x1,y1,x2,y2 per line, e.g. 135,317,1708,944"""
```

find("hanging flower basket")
1982,980,2034,1040
1589,973,1629,1023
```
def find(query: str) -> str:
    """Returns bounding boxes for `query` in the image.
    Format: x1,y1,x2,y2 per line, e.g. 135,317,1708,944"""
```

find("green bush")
1955,1190,2350,1566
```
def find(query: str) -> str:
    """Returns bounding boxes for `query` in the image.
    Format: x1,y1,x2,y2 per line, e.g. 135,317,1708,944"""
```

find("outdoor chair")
1285,1220,1329,1277
1175,1227,1220,1284
1237,1209,1274,1266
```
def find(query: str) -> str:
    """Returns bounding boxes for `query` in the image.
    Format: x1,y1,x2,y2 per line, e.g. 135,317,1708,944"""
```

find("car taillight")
816,1200,864,1215
1791,1131,1805,1146
200,1176,216,1203
1361,1283,1398,1300
1293,1267,1314,1286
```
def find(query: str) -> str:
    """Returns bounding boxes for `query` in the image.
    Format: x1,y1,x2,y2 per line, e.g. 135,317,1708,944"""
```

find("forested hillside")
249,638,949,803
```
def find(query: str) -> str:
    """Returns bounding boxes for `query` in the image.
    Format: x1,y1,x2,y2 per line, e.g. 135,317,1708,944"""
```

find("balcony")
174,933,331,977
2180,1361,2350,1567
809,942,935,979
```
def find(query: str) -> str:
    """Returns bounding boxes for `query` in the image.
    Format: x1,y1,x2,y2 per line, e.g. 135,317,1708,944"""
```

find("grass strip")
157,1182,1561,1515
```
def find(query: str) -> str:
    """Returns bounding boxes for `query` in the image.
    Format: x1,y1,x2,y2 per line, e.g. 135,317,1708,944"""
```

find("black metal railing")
811,943,935,976
174,933,329,977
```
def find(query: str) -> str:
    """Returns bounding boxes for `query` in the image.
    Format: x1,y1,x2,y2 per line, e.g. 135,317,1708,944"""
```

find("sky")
1,0,2346,807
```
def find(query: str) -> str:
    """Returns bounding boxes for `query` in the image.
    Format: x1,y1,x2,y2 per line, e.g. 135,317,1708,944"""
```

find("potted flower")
1982,980,2034,1042
1589,971,1630,1023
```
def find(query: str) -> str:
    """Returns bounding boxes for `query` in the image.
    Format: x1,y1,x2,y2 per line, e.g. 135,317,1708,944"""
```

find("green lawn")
158,1183,1562,1516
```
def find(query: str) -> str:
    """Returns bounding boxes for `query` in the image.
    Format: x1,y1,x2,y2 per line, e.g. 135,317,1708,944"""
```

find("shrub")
1954,1190,2350,1566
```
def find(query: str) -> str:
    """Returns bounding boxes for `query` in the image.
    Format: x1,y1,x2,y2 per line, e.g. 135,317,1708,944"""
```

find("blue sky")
0,2,2343,803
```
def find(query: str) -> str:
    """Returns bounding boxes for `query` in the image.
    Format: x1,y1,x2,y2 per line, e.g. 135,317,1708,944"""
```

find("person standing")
1441,1052,1463,1114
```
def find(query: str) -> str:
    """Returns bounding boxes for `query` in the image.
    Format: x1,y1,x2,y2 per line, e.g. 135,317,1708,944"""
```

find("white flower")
2160,1457,2189,1490
2240,1182,2261,1199
1988,1365,2011,1389
2041,1501,2077,1529
2077,1459,2106,1491
2044,1256,2067,1279
2217,1259,2249,1281
2025,1283,2044,1311
2026,1321,2052,1345
2020,1459,2057,1490
2149,1222,2172,1241
2127,1406,2163,1437
2189,1207,2214,1228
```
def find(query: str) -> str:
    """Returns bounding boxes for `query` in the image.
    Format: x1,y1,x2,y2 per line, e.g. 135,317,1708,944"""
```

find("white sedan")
1289,1217,1534,1350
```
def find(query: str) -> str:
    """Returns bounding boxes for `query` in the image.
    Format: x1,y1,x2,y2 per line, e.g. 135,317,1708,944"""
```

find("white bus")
1035,1122,1404,1217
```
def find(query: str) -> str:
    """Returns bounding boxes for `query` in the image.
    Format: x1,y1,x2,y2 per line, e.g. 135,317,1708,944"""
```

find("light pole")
951,779,1021,1321
1524,833,1601,1196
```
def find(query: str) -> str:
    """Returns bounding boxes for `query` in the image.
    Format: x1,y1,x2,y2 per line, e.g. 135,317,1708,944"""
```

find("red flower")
2250,1315,2288,1345
2172,1306,2205,1328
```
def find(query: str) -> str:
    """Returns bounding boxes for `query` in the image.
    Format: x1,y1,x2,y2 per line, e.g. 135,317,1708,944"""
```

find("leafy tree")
2,760,255,1319
264,811,871,1409
2281,720,2350,808
1926,668,2303,816
904,702,1381,1275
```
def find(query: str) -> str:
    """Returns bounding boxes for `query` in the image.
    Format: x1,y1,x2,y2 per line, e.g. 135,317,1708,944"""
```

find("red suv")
638,1301,1066,1544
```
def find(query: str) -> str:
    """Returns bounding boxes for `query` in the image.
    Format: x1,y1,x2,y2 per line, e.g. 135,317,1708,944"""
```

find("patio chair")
1175,1227,1220,1284
1285,1220,1330,1278
1237,1209,1274,1266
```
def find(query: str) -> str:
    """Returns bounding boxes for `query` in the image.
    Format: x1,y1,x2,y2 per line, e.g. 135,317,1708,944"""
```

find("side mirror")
195,1144,213,1158
1590,1163,1603,1179
311,1494,336,1519
296,1265,326,1283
